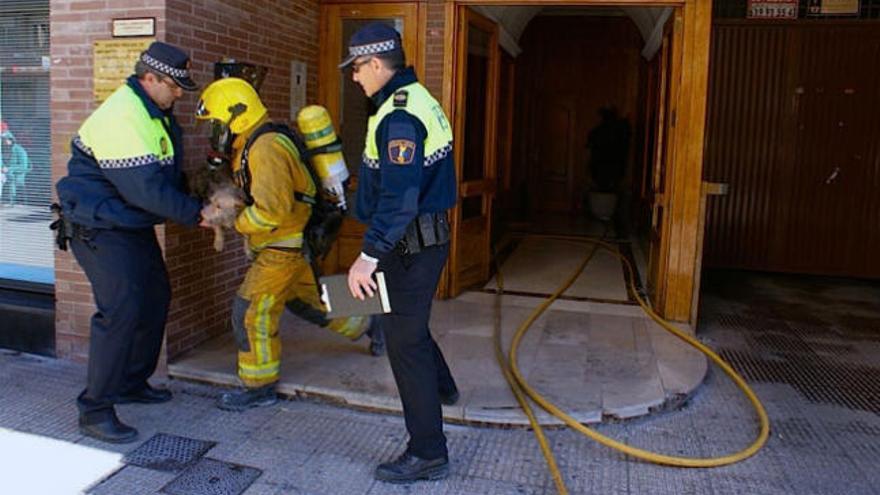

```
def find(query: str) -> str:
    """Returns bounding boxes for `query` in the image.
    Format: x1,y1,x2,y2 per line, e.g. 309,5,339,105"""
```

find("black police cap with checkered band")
338,22,403,69
140,41,199,91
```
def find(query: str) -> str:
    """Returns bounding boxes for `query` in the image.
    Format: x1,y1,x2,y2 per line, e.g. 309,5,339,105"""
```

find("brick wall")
164,0,320,359
424,0,447,98
51,0,168,362
51,0,321,362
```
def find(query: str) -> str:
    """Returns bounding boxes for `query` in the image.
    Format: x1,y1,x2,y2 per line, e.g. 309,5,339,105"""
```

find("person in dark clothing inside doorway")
341,22,460,483
586,105,631,236
55,42,207,443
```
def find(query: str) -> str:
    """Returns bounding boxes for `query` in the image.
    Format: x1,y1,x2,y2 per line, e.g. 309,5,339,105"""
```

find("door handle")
825,167,841,185
702,181,729,196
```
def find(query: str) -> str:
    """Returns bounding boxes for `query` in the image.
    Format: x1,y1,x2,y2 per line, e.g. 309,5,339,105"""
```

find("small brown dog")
189,165,246,252
203,184,246,251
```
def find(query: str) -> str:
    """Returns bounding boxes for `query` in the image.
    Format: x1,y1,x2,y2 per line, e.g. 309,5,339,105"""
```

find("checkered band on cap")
349,39,398,57
141,53,190,79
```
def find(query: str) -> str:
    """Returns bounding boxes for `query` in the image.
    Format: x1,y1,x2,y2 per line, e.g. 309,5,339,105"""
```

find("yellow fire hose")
491,234,770,495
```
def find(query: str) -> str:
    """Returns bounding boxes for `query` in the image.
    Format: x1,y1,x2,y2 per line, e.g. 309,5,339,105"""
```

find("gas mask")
207,120,234,170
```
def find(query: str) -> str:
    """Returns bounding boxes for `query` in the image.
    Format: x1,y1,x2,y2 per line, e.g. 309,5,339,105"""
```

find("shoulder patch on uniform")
388,139,416,165
393,90,409,108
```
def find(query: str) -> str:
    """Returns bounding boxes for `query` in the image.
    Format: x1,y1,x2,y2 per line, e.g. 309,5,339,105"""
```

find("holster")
396,211,450,255
49,203,75,251
49,203,96,251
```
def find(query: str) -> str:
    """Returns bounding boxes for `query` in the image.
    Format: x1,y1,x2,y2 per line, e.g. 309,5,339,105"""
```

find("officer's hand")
348,257,378,300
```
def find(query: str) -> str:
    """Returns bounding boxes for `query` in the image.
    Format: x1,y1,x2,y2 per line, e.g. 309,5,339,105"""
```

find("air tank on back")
296,105,349,212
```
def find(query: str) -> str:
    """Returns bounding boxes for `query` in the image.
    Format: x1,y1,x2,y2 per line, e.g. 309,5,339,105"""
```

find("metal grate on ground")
160,458,261,495
708,286,880,415
123,433,216,472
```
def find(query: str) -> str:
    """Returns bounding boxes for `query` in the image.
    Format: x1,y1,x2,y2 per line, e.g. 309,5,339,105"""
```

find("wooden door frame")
448,7,500,296
317,2,425,274
441,0,712,323
649,13,679,317
319,3,426,121
497,50,515,193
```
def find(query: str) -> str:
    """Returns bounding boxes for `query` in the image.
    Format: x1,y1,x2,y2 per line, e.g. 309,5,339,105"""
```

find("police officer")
342,23,459,483
55,42,205,443
193,78,370,411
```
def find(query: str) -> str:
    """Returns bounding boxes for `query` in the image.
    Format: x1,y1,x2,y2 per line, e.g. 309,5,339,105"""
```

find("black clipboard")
319,272,391,319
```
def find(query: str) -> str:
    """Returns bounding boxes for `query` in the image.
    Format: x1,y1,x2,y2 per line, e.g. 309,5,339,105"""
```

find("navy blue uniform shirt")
56,76,200,229
355,68,456,261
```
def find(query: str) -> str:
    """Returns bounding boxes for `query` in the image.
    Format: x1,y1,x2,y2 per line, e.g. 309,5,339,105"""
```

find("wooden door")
496,50,515,197
778,25,880,276
646,12,681,309
448,7,499,296
318,3,422,274
703,22,880,278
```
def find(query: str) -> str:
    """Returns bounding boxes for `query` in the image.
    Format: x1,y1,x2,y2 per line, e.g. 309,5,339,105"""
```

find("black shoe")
79,410,139,444
217,385,277,412
375,451,449,483
439,388,459,406
118,384,173,404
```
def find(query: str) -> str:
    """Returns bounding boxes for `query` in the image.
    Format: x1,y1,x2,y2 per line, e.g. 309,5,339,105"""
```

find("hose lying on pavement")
491,234,770,495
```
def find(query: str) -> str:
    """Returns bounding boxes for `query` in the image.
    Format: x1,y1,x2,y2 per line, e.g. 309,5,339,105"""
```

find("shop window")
0,4,52,286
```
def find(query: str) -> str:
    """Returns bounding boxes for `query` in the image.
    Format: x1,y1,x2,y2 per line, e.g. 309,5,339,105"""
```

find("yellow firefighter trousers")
234,248,367,388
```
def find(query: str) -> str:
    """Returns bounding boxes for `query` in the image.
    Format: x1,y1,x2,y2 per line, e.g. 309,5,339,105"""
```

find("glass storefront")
0,1,52,286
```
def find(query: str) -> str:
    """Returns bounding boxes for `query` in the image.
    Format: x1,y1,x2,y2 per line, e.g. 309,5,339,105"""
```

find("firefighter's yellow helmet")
195,77,266,134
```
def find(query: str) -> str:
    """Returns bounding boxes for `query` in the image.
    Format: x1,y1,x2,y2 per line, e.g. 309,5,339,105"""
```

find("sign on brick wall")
807,0,861,15
747,0,799,18
93,38,153,103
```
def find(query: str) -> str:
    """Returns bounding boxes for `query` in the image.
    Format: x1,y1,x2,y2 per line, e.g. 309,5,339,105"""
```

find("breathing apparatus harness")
236,121,346,261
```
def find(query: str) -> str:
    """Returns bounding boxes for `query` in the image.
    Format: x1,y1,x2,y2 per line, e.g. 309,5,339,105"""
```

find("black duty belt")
51,203,95,251
396,211,450,255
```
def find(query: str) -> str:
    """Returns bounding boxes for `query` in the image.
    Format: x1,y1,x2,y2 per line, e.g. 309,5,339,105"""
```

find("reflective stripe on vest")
77,85,175,169
363,82,453,169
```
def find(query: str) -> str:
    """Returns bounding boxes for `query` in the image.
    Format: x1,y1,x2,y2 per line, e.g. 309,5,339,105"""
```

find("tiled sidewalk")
1,270,879,494
170,291,707,426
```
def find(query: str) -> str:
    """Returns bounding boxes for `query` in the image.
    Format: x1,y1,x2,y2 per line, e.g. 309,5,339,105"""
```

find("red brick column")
424,0,447,98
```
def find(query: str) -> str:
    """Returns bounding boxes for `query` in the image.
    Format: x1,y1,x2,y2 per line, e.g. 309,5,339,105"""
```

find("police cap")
338,22,402,69
139,41,199,91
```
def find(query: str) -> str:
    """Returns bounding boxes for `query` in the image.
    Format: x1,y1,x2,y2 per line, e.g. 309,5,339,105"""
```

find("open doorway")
167,1,712,422
449,5,676,307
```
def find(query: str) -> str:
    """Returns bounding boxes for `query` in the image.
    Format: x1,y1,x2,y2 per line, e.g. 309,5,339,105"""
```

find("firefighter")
341,22,459,483
54,42,204,443
194,77,371,411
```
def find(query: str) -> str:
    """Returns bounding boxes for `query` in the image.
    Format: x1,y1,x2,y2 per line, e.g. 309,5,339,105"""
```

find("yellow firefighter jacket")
232,117,316,251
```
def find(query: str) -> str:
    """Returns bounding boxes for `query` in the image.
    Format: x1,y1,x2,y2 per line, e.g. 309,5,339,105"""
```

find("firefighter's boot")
327,315,371,340
217,384,278,411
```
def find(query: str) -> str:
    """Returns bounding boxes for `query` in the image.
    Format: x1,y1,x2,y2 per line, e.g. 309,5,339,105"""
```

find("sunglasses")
159,76,181,91
351,57,373,74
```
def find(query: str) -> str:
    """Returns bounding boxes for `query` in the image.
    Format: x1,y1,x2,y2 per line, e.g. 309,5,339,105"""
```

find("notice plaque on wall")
112,18,156,37
93,38,154,103
747,0,798,18
807,0,860,15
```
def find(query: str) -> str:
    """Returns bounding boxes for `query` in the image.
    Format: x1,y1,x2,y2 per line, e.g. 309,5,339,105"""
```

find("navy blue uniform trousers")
70,227,171,419
376,243,457,459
